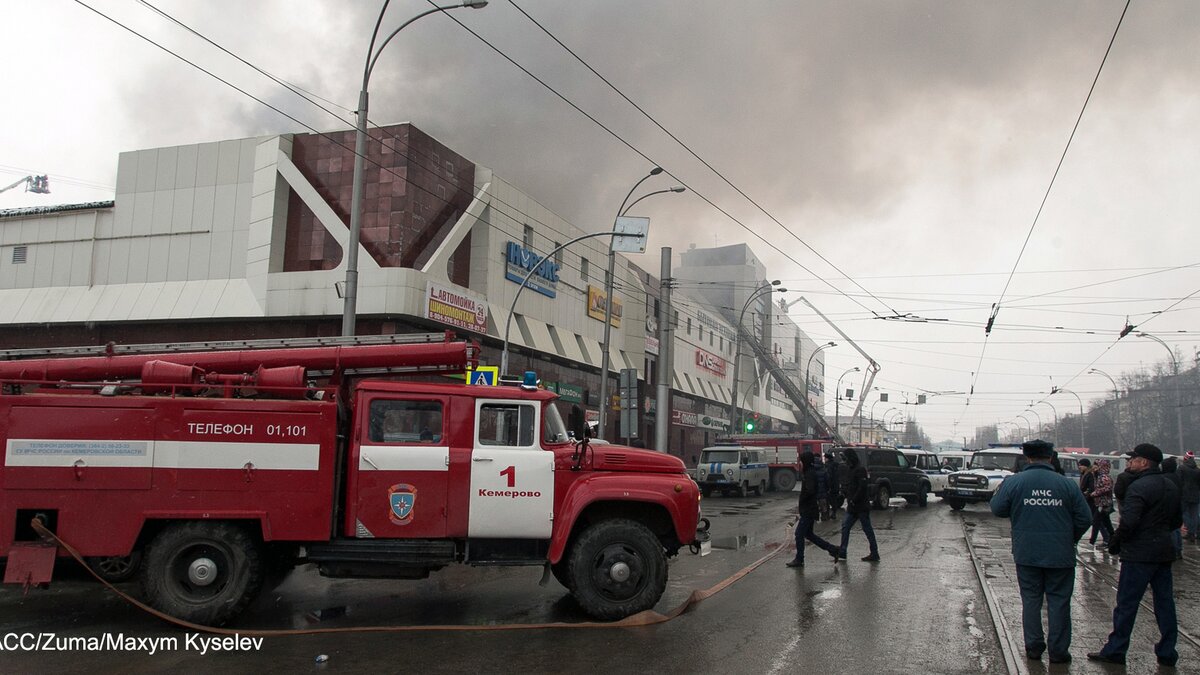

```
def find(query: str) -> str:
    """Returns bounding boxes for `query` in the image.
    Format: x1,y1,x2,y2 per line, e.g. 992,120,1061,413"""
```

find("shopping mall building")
0,123,827,464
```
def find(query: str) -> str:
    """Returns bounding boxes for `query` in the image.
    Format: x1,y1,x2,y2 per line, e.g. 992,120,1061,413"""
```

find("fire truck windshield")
543,402,570,444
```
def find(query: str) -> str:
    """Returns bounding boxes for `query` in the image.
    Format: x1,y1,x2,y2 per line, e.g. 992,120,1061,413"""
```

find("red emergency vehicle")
0,333,703,624
718,434,834,491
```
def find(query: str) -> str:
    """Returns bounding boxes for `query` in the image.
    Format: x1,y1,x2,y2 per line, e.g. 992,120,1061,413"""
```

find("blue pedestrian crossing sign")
467,366,499,386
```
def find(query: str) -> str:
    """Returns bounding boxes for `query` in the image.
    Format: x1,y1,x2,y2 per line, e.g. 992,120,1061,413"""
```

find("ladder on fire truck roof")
0,331,458,361
738,324,844,444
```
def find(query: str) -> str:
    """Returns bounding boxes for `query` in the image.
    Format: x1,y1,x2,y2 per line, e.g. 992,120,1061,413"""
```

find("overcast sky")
3,1,1197,444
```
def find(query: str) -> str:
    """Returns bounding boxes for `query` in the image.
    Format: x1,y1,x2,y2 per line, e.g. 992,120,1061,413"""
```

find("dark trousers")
1183,502,1200,540
793,514,837,562
839,510,878,556
1015,565,1075,658
1098,560,1178,662
1089,505,1114,545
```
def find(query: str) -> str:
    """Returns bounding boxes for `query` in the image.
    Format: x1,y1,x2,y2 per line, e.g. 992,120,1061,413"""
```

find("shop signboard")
694,348,727,378
670,408,729,431
425,281,488,333
556,382,584,404
645,336,659,355
586,285,622,327
505,241,559,298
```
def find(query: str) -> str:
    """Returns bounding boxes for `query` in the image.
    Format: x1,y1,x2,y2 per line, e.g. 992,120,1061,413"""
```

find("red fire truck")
0,333,703,624
718,434,834,491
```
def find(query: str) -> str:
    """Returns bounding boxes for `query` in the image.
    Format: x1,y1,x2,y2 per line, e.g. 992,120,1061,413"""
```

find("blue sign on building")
504,241,560,298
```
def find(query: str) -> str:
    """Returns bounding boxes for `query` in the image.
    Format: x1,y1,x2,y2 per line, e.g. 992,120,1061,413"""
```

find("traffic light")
745,412,761,433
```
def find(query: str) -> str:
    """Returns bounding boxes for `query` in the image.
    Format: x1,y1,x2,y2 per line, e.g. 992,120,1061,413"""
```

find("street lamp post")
834,366,860,437
728,282,784,433
1138,332,1184,454
1089,368,1122,452
1034,400,1058,447
1051,387,1085,449
1024,409,1042,438
341,0,488,337
1013,416,1031,441
804,341,836,405
596,172,684,438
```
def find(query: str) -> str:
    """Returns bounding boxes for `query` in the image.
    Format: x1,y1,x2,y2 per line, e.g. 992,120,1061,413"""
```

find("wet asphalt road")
1,492,1193,673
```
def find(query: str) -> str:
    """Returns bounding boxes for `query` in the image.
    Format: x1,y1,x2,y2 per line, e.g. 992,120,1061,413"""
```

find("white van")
696,445,770,497
903,448,950,497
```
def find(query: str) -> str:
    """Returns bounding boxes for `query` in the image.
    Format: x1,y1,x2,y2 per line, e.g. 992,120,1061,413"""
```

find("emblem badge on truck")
388,483,417,524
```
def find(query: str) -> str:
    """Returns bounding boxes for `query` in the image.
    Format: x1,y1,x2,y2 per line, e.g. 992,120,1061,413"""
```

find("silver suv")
696,445,769,497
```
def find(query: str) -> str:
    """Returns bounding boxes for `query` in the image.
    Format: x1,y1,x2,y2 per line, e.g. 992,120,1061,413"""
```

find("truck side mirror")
569,404,587,441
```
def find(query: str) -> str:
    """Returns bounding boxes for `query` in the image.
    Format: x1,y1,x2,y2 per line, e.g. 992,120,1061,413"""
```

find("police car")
944,446,1024,510
696,444,770,497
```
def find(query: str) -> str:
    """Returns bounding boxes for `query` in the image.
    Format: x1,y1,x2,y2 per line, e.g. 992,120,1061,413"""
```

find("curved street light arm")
501,230,630,376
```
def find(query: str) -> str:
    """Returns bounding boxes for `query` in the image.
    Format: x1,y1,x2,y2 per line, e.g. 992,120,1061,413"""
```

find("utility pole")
654,247,672,454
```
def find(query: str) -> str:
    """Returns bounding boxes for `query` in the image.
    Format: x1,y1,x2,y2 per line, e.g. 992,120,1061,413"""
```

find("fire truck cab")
0,333,703,625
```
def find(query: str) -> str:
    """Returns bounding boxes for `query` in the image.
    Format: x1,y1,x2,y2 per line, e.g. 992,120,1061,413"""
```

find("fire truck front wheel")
568,518,667,620
142,522,265,626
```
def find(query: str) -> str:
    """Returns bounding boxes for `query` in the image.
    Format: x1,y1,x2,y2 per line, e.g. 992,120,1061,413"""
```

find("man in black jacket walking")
837,448,880,562
787,451,840,567
1087,443,1182,667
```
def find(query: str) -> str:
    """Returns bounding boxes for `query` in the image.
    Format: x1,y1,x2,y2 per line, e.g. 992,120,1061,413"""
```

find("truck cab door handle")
472,457,493,462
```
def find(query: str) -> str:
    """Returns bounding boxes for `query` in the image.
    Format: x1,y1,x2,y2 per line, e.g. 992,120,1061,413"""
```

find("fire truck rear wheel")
568,519,666,620
772,470,797,492
143,522,265,626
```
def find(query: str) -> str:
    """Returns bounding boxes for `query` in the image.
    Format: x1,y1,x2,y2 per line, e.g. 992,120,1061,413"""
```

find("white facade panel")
149,281,184,318
175,144,198,189
129,283,164,319
146,236,170,281
116,151,137,194
135,149,157,193
216,140,242,185
131,191,153,237
195,142,219,187
155,146,178,192
209,232,233,280
126,236,151,283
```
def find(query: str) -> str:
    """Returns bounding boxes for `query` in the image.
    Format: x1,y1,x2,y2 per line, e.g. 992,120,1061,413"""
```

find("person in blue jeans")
837,448,879,562
991,439,1092,664
1088,443,1182,668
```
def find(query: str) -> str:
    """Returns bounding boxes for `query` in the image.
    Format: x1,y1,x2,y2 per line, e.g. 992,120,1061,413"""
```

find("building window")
686,317,692,335
697,325,703,341
553,242,562,265
523,224,534,248
719,335,724,351
581,256,589,281
12,245,27,264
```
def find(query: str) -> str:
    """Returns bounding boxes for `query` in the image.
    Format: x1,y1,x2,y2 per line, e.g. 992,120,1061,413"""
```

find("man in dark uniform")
1088,443,1182,667
991,439,1092,664
786,451,840,567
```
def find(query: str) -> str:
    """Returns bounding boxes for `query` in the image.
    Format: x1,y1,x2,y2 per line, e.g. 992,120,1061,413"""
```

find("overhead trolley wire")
503,0,899,319
960,0,1132,424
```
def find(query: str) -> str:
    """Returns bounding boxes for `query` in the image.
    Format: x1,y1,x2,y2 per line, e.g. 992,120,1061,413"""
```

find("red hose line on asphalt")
31,519,789,635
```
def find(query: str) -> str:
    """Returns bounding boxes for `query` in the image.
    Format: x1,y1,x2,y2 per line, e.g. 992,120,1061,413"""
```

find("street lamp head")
823,341,837,348
462,0,488,7
769,279,781,286
649,166,664,176
669,186,686,193
775,287,788,293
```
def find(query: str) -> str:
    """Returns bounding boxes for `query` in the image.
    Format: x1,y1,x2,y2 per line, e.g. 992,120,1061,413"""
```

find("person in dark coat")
813,455,832,521
786,451,840,568
1090,460,1116,547
1078,458,1100,545
1088,443,1182,667
826,452,845,515
836,448,879,562
1179,451,1200,542
991,439,1092,664
1161,456,1184,559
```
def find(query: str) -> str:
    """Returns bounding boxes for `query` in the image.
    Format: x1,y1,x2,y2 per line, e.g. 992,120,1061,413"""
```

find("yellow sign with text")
587,285,622,328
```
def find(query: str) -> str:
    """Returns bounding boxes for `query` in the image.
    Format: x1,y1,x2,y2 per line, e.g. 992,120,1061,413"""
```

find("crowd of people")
785,439,1198,667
